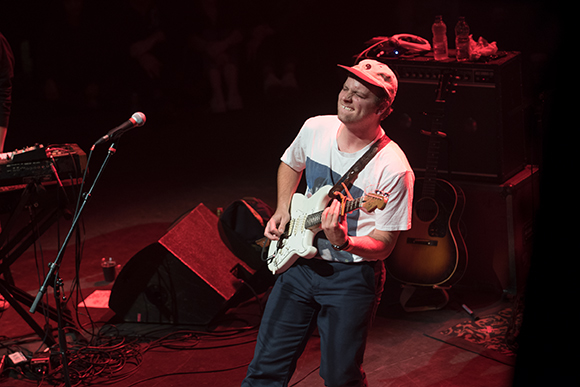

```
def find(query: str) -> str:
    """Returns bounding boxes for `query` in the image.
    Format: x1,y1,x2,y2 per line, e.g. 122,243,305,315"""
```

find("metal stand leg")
399,284,450,312
399,284,477,320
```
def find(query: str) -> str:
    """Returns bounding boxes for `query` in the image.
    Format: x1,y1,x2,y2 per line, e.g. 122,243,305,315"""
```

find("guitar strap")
329,135,391,197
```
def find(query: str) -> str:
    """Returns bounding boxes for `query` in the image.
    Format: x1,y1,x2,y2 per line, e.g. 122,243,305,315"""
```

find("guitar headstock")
421,70,457,139
362,193,388,212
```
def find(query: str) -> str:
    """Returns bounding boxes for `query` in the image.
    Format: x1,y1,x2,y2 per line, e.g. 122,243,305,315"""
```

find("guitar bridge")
406,238,438,246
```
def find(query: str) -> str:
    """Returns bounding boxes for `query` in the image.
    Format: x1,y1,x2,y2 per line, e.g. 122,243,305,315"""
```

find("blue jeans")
242,258,385,387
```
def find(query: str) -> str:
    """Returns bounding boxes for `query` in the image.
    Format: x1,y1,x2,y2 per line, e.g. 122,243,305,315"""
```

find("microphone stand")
29,142,119,387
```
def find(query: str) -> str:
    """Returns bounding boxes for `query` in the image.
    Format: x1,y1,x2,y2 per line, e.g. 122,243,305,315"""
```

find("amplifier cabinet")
379,51,526,183
454,165,539,295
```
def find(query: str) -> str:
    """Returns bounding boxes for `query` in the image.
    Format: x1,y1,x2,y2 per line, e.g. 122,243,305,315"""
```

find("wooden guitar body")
387,177,467,287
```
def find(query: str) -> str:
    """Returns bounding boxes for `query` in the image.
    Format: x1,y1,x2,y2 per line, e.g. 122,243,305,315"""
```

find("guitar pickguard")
267,187,332,274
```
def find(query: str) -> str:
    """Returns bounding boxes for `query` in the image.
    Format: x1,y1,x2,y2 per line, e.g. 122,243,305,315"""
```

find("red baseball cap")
338,59,398,104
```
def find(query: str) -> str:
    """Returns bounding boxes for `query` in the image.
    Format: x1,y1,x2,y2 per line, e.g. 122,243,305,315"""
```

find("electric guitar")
386,71,468,287
266,185,388,274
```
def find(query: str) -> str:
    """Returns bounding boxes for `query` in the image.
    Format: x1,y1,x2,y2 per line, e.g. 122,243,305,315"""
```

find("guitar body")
267,186,333,274
387,177,468,286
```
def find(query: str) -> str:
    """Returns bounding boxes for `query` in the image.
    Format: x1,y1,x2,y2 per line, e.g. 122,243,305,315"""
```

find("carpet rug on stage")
426,305,523,365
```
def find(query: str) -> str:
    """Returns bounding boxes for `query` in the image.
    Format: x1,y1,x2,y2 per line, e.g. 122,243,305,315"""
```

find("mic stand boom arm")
29,142,119,387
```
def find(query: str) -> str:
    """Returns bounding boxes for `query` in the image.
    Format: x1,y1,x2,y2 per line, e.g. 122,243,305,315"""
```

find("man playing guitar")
242,59,414,386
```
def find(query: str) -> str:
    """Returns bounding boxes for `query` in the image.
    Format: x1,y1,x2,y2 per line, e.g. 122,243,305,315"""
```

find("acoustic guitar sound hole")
415,197,438,222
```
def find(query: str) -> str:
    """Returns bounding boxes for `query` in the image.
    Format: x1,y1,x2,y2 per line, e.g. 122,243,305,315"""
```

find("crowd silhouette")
1,0,313,118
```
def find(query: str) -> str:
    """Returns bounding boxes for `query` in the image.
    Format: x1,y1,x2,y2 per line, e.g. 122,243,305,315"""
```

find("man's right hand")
264,211,290,241
265,162,302,240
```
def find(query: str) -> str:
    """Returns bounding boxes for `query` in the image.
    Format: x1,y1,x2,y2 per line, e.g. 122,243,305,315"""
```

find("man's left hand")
321,199,349,246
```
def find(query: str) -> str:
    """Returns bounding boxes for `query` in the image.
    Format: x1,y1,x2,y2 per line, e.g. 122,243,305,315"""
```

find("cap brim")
337,64,382,89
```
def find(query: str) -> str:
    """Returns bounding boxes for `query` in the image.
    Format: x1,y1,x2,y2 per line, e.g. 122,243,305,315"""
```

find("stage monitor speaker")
109,203,265,325
379,51,526,184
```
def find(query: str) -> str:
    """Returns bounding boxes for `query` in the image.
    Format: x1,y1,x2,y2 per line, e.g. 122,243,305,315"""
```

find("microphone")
93,112,146,147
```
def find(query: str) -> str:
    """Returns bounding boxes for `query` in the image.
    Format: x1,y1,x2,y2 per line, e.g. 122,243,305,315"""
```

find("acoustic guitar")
386,71,468,287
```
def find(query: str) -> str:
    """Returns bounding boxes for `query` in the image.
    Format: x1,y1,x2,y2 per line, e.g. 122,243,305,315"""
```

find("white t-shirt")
281,115,414,262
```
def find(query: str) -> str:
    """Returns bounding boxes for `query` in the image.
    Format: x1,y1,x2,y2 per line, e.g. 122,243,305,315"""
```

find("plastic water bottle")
455,16,471,61
432,15,448,61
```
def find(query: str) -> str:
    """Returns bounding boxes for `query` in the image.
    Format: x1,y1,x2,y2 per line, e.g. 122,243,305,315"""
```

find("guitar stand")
399,284,477,320
399,284,450,312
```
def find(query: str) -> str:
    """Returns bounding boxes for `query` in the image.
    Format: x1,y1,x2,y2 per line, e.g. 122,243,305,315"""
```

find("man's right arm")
264,162,302,240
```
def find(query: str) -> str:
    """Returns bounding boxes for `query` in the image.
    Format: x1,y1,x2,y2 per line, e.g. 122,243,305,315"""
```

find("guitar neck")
305,197,364,229
422,72,452,199
422,125,443,198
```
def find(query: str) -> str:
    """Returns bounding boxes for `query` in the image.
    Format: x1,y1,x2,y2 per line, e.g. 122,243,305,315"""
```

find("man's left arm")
321,199,400,261
348,229,400,260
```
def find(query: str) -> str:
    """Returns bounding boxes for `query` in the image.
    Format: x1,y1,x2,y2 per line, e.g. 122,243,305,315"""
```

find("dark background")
0,0,565,193
1,0,564,139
